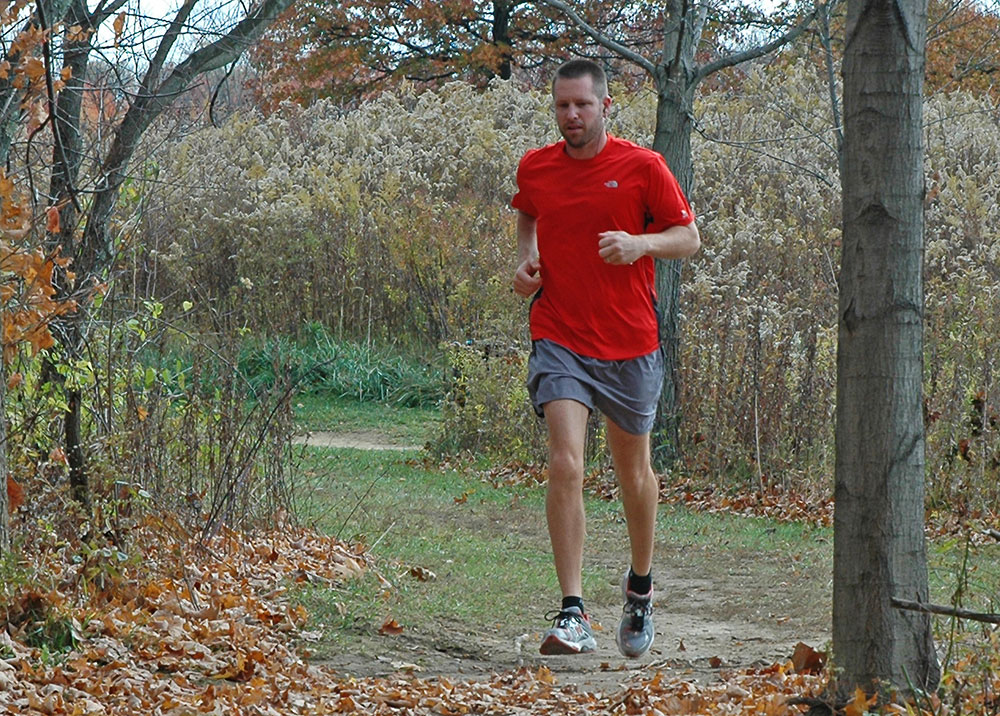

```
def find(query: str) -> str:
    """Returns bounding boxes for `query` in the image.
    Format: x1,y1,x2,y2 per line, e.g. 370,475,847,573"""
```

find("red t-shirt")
511,135,695,360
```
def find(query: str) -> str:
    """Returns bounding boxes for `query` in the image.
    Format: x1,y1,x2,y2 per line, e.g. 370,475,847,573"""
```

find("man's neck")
565,131,608,160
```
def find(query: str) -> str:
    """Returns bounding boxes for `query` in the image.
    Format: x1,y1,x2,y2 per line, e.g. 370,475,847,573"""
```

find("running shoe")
539,606,597,655
616,573,654,658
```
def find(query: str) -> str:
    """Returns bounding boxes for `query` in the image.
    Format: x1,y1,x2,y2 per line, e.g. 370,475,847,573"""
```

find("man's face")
553,75,610,151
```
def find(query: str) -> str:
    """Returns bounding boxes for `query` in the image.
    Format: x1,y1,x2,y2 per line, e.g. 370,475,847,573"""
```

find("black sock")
561,596,585,613
628,568,652,595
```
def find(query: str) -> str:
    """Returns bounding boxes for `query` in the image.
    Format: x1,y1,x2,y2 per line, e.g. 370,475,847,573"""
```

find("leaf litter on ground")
2,475,997,714
1,507,842,715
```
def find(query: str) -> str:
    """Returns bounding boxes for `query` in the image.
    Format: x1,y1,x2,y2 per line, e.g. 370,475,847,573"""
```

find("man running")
511,59,700,658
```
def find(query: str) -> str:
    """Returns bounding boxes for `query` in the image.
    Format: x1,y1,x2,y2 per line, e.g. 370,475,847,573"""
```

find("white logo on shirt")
604,180,618,188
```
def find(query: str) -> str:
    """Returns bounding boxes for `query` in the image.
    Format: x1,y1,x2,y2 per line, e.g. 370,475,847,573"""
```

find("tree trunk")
650,69,696,470
48,0,94,254
492,0,513,80
833,0,939,697
0,359,8,554
45,1,105,506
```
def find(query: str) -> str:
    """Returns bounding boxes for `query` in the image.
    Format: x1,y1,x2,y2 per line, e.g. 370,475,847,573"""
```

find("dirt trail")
295,430,423,451
306,430,831,691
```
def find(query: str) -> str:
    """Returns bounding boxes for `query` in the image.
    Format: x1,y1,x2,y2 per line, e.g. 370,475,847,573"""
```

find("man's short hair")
552,59,609,100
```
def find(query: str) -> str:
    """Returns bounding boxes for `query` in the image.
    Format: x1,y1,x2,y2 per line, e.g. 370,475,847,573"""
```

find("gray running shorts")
526,339,664,435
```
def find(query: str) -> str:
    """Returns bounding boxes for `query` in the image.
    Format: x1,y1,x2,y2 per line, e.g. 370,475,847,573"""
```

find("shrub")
432,340,546,463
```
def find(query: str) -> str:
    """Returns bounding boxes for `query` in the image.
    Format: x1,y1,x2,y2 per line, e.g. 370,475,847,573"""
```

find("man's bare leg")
543,399,590,599
607,417,658,657
606,418,657,577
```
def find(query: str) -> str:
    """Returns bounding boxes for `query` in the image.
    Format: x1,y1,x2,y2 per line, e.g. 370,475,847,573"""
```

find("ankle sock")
627,568,652,595
562,596,585,613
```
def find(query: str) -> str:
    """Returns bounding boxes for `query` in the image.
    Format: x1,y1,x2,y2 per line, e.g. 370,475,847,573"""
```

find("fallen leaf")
726,684,751,698
409,566,436,581
390,661,422,672
535,665,556,684
791,641,827,674
845,687,877,716
378,618,404,636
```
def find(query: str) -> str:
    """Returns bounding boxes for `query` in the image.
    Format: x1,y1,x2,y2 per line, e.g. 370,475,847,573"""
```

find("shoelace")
544,609,585,630
623,598,652,630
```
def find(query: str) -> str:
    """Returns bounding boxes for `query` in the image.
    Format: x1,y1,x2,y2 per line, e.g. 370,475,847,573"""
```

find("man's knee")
617,465,656,492
548,448,585,484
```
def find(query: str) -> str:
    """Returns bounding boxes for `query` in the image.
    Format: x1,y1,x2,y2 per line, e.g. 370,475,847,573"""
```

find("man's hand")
513,258,542,297
598,231,647,265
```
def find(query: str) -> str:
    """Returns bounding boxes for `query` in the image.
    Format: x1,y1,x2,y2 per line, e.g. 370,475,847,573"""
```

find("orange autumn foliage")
926,0,1000,98
6,473,23,512
0,239,77,363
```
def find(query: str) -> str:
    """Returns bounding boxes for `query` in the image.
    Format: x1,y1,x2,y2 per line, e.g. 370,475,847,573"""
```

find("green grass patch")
293,394,440,444
291,447,563,655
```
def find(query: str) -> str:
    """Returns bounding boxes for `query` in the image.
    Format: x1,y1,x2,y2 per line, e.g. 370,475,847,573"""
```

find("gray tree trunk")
0,359,7,554
650,65,696,469
833,0,939,697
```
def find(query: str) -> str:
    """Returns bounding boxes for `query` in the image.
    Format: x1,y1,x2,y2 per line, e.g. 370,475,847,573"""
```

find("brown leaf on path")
791,641,827,674
534,665,556,684
709,656,723,668
378,617,404,636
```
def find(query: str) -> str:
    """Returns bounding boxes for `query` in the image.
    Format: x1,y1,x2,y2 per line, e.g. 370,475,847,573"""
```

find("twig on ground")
985,528,1000,542
892,597,1000,625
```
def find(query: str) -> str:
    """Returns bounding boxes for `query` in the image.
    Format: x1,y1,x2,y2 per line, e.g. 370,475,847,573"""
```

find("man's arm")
597,222,700,265
513,210,542,297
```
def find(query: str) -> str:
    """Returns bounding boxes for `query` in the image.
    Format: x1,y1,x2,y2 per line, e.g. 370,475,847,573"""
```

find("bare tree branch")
696,3,823,83
818,0,844,154
140,0,199,98
534,0,656,73
83,0,295,280
892,597,1000,625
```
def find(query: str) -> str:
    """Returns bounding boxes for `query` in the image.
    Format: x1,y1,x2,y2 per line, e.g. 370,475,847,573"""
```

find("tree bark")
833,0,939,697
492,0,513,80
650,49,697,468
0,358,8,554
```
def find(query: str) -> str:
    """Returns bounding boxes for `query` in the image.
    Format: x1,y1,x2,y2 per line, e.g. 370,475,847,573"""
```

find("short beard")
560,124,603,148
